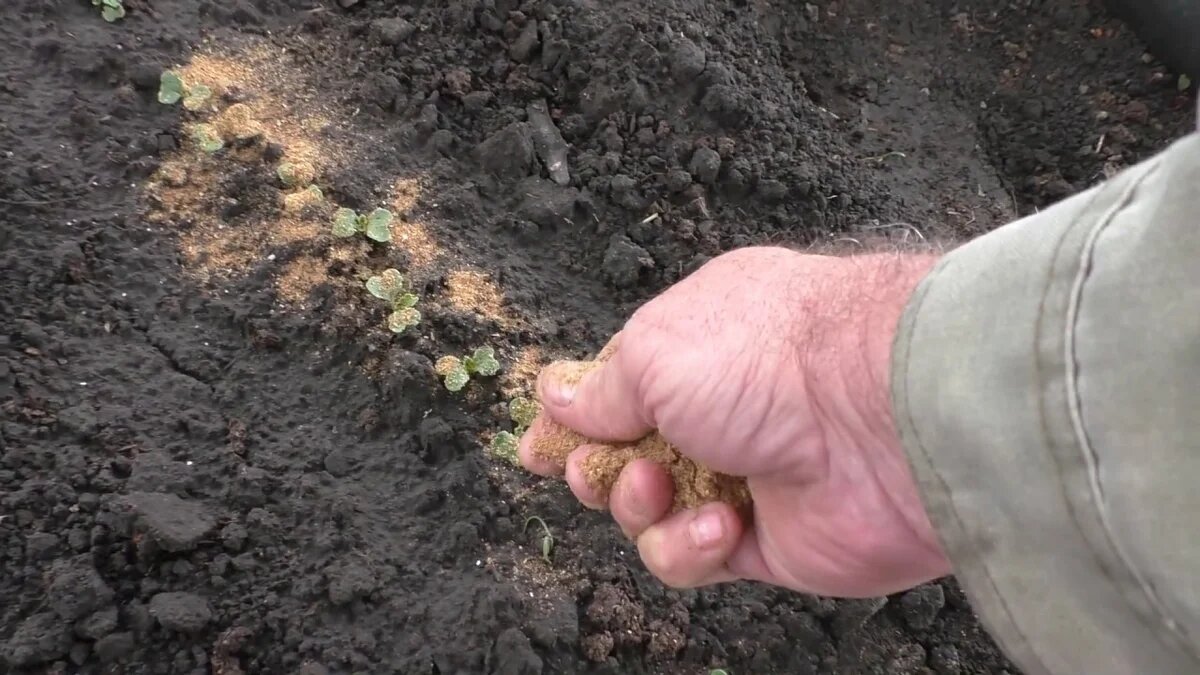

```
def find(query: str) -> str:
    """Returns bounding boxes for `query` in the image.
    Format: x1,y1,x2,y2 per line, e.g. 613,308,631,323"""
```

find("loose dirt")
1,0,1193,673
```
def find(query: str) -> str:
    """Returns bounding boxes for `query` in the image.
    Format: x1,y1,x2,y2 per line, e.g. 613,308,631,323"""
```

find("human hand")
518,247,951,597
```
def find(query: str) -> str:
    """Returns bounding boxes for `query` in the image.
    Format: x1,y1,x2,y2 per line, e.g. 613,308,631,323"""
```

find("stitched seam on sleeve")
895,261,1049,675
1064,158,1197,661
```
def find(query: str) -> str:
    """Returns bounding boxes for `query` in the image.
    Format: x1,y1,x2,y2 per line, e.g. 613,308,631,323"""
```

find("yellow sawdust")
391,177,423,214
395,220,444,270
213,103,263,142
271,216,323,245
329,239,372,265
178,51,335,171
148,43,350,285
176,53,254,98
502,346,554,397
385,178,445,270
281,187,324,214
275,255,328,306
445,269,513,326
148,149,325,282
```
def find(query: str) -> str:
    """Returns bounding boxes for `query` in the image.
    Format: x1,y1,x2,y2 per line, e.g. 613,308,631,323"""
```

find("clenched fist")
519,247,951,597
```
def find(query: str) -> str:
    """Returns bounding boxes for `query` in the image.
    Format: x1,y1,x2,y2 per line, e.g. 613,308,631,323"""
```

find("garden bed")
0,0,1192,673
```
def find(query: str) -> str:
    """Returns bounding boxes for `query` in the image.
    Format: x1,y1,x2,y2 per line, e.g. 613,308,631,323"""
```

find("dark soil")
1,0,1192,673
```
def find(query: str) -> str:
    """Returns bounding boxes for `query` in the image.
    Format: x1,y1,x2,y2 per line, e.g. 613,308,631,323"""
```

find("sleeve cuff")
891,135,1200,674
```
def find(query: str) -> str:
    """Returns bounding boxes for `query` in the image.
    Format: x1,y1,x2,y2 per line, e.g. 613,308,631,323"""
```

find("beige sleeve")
891,132,1200,675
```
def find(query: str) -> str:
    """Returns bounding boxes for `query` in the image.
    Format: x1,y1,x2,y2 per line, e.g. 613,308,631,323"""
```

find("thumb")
537,355,652,442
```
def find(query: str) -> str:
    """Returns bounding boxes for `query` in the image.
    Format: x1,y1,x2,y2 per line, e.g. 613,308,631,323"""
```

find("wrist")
809,252,951,574
861,254,948,562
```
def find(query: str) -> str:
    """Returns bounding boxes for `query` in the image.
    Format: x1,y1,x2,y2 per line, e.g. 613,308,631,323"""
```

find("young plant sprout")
282,185,324,213
277,162,316,189
332,207,393,243
489,431,519,464
365,269,421,334
278,184,321,211
158,71,213,111
523,516,555,563
508,396,540,429
487,396,542,464
214,103,262,143
93,0,125,22
190,124,224,153
434,347,500,392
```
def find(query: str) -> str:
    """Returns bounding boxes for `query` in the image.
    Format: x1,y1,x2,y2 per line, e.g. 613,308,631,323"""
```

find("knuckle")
638,534,689,587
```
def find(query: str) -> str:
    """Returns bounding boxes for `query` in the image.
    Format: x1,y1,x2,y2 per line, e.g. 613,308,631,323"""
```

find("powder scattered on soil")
445,269,513,327
393,220,443,269
501,345,553,396
390,177,424,214
179,51,335,170
275,255,328,306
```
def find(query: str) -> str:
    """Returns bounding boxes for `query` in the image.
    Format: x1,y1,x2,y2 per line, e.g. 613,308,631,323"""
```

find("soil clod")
94,632,135,663
2,612,73,667
148,592,213,634
900,583,947,630
126,491,217,553
47,557,115,621
478,122,534,181
75,607,119,640
527,100,571,186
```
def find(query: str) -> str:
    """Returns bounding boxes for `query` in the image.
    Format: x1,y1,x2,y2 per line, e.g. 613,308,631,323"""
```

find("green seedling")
190,124,224,153
93,0,125,22
488,431,519,464
158,71,213,111
523,516,554,563
277,162,315,189
1180,74,1193,92
487,396,542,464
282,185,324,213
365,269,420,334
435,347,500,392
333,207,393,243
508,396,540,430
710,670,731,675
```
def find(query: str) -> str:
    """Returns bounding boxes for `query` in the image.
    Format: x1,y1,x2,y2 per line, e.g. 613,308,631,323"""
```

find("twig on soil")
864,151,907,164
859,221,926,242
946,207,978,227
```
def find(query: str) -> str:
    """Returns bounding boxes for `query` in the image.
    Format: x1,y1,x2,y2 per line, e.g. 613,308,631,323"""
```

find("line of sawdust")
150,41,540,344
147,45,353,301
445,269,518,327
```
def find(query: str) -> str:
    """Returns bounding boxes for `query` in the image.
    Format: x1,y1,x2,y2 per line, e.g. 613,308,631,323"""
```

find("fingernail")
688,507,725,550
541,363,578,407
